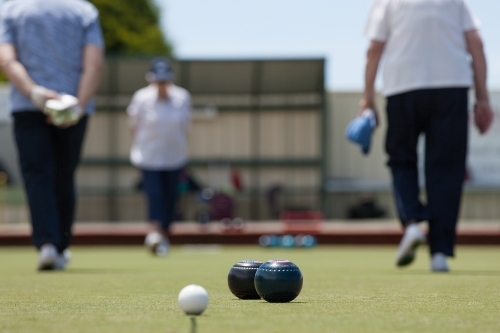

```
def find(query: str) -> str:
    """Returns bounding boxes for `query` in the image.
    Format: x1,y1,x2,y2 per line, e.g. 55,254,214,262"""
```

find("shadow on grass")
63,268,134,274
384,269,432,276
258,301,308,304
450,270,500,276
390,269,500,276
229,299,308,304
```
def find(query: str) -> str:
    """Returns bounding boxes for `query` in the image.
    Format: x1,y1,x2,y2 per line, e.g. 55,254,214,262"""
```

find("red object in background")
280,211,324,234
210,192,234,221
231,169,243,192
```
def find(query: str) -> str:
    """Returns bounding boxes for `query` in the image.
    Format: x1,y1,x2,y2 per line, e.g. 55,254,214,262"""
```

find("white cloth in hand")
44,94,83,127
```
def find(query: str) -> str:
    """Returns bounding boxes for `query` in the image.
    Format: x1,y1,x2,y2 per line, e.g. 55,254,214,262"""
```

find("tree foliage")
89,0,173,56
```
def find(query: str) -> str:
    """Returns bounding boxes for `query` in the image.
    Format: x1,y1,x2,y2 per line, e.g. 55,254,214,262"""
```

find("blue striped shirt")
0,0,104,113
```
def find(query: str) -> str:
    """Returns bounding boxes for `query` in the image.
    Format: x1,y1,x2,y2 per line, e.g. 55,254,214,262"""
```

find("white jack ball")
178,285,209,315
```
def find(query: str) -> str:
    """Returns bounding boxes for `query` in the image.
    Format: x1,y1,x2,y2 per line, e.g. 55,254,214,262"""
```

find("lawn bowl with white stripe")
254,259,303,303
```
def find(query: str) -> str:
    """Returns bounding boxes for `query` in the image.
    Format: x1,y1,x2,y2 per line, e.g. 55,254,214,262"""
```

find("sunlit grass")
0,246,498,333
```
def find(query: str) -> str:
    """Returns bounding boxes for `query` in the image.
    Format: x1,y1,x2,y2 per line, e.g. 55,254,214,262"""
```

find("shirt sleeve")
461,0,481,32
127,93,142,129
364,0,390,42
181,93,192,134
83,7,104,47
0,4,15,44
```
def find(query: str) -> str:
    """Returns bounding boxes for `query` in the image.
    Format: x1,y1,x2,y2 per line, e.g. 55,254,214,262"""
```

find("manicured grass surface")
0,246,499,333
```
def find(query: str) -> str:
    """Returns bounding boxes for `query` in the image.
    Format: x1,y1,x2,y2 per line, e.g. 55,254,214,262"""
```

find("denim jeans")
141,168,182,231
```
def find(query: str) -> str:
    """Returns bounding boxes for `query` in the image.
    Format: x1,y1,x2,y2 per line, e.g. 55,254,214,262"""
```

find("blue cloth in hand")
345,109,376,155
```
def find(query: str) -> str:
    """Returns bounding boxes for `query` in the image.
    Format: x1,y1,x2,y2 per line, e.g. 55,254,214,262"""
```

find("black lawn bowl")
228,260,263,299
254,259,303,303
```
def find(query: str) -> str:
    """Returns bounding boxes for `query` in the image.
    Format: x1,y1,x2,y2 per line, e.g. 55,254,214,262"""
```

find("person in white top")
127,58,191,256
362,0,493,272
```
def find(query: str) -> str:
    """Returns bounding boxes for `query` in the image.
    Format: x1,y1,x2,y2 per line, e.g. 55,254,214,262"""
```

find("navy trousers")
386,88,468,257
141,168,182,231
13,111,87,252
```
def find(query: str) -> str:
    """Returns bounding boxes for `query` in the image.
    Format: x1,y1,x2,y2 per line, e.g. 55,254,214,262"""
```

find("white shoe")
38,244,58,271
395,224,426,267
55,249,72,270
431,253,449,272
144,232,170,256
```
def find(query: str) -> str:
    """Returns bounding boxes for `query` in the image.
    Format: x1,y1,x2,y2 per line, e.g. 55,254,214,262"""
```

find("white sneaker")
55,249,72,270
395,224,426,267
431,253,449,272
144,232,170,256
38,244,58,271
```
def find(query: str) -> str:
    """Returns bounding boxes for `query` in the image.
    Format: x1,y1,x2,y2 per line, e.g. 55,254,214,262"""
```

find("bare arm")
77,45,104,109
127,94,141,137
0,43,58,105
362,40,386,125
465,30,493,134
0,44,34,95
466,30,488,103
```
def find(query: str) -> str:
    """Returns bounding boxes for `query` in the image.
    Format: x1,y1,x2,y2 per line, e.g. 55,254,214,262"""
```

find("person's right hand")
359,98,380,127
474,100,494,135
29,85,59,111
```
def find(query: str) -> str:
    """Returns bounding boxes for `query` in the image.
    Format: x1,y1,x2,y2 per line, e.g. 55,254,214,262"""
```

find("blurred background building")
1,0,500,224
3,73,500,223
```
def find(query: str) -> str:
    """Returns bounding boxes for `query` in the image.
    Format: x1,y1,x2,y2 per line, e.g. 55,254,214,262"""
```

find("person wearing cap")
363,0,493,272
0,0,104,270
127,58,191,256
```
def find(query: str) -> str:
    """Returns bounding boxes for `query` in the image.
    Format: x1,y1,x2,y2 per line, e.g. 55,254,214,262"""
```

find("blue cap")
149,57,174,82
345,109,376,155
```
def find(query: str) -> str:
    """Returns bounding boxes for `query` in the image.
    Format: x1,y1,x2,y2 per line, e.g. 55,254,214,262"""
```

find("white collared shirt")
365,0,481,97
127,84,191,170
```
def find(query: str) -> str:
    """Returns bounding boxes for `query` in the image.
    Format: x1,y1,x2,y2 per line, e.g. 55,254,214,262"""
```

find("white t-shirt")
127,84,191,170
365,0,481,97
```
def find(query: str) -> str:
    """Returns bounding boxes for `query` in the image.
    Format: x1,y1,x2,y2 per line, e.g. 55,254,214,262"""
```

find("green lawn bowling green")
0,246,498,333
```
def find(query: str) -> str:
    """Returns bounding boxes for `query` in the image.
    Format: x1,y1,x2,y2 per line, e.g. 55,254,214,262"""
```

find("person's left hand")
30,85,60,111
474,100,494,135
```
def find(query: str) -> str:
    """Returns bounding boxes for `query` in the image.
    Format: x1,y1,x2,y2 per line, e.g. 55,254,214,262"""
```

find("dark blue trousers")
13,111,87,252
386,88,468,257
141,168,182,231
